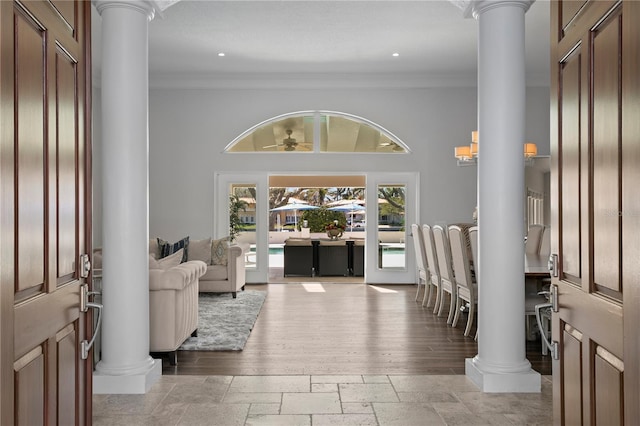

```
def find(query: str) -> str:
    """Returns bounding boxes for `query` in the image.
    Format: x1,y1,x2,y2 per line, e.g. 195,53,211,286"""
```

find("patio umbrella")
270,202,319,230
329,202,366,232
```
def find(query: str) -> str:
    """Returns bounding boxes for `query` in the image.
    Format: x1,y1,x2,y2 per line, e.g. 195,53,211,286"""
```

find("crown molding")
144,71,479,90
91,69,549,90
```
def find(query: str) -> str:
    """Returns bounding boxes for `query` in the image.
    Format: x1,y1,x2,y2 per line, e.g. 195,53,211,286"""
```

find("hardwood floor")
162,283,552,376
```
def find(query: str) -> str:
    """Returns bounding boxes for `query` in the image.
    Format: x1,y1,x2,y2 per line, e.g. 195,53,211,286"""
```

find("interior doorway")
266,175,366,283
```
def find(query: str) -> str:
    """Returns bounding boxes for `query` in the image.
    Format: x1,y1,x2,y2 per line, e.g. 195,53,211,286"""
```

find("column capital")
450,0,534,19
93,0,180,21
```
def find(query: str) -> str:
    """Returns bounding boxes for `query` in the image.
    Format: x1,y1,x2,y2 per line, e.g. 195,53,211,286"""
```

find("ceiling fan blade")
262,144,280,149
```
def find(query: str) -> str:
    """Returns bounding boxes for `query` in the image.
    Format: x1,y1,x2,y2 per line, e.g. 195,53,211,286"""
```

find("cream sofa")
150,237,247,298
149,258,207,365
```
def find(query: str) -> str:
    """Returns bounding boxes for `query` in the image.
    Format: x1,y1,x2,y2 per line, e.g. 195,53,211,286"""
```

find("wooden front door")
1,0,92,424
551,0,640,423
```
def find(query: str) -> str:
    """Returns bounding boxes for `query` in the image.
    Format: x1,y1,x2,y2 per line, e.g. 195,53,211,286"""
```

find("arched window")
225,111,409,153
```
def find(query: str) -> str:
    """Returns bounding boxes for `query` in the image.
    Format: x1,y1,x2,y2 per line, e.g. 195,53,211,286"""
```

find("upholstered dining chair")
421,224,441,312
468,226,479,340
449,225,478,337
411,224,429,302
525,224,545,255
432,225,457,325
539,225,551,256
468,226,478,269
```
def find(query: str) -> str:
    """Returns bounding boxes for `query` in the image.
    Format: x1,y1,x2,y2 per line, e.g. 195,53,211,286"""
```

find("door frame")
214,171,419,284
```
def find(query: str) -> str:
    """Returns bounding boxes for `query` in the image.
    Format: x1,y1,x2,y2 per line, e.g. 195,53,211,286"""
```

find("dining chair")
432,225,457,325
449,225,478,337
421,224,441,312
539,225,551,256
525,224,545,254
468,226,479,340
411,224,429,302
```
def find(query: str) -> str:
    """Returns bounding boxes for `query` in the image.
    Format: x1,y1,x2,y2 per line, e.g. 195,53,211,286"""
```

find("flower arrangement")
325,220,345,240
325,220,346,231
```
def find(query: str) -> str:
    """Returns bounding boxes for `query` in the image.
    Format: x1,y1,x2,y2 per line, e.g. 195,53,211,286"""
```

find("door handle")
535,302,558,360
81,301,102,360
80,283,103,360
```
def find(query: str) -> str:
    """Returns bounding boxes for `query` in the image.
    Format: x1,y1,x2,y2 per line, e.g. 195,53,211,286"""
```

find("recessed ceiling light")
392,52,400,57
218,52,225,57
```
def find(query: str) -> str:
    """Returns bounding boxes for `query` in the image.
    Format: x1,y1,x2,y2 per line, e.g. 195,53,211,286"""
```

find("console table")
283,238,365,277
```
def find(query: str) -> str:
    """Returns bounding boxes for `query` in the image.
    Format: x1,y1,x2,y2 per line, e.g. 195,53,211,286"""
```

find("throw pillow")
157,248,183,269
188,237,212,264
211,237,229,266
158,236,189,263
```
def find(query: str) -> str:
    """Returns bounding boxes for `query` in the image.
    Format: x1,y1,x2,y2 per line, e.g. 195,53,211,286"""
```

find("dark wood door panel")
56,324,78,425
594,349,624,425
559,47,582,283
557,1,619,47
561,327,583,425
49,0,76,35
14,283,80,359
14,347,45,426
19,0,81,49
15,7,47,296
560,1,586,33
558,281,623,360
55,45,80,283
591,7,622,297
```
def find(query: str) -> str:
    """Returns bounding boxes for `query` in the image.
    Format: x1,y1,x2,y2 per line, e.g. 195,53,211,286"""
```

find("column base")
93,359,162,394
465,358,541,393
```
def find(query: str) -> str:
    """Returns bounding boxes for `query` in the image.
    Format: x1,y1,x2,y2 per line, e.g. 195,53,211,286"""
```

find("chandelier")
454,131,537,166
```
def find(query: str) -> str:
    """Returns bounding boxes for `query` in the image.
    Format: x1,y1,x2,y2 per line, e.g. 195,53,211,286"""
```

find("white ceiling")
91,0,550,87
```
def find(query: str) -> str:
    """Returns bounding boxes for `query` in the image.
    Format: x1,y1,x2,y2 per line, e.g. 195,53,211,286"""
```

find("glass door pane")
377,184,406,269
230,184,257,269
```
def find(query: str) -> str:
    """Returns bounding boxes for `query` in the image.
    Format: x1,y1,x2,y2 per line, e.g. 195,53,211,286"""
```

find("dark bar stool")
283,238,314,276
352,239,365,276
318,239,349,276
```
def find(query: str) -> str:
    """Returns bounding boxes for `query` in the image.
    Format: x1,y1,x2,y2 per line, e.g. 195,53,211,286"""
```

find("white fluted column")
462,0,541,392
92,0,161,394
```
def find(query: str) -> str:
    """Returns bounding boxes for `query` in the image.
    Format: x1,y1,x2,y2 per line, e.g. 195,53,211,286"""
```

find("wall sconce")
455,131,537,166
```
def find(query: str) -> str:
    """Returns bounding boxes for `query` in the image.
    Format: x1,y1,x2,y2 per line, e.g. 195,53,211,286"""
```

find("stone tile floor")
93,374,553,425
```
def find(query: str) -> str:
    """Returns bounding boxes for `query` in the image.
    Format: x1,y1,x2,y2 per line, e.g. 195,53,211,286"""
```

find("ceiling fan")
378,141,404,152
263,129,311,151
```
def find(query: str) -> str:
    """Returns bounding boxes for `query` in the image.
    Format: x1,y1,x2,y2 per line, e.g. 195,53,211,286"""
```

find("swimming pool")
247,244,406,268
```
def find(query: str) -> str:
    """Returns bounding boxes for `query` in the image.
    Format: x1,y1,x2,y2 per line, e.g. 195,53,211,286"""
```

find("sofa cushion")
158,236,189,263
201,264,228,281
149,255,160,269
156,249,183,269
211,237,229,266
188,238,212,264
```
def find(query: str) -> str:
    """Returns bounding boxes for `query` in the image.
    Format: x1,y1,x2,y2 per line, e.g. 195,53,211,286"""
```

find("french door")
215,172,419,284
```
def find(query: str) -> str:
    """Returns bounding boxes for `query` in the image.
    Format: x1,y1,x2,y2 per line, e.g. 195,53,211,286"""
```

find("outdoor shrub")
301,208,347,232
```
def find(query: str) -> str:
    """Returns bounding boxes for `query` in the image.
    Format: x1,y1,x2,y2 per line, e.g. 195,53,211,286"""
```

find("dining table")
524,253,551,278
